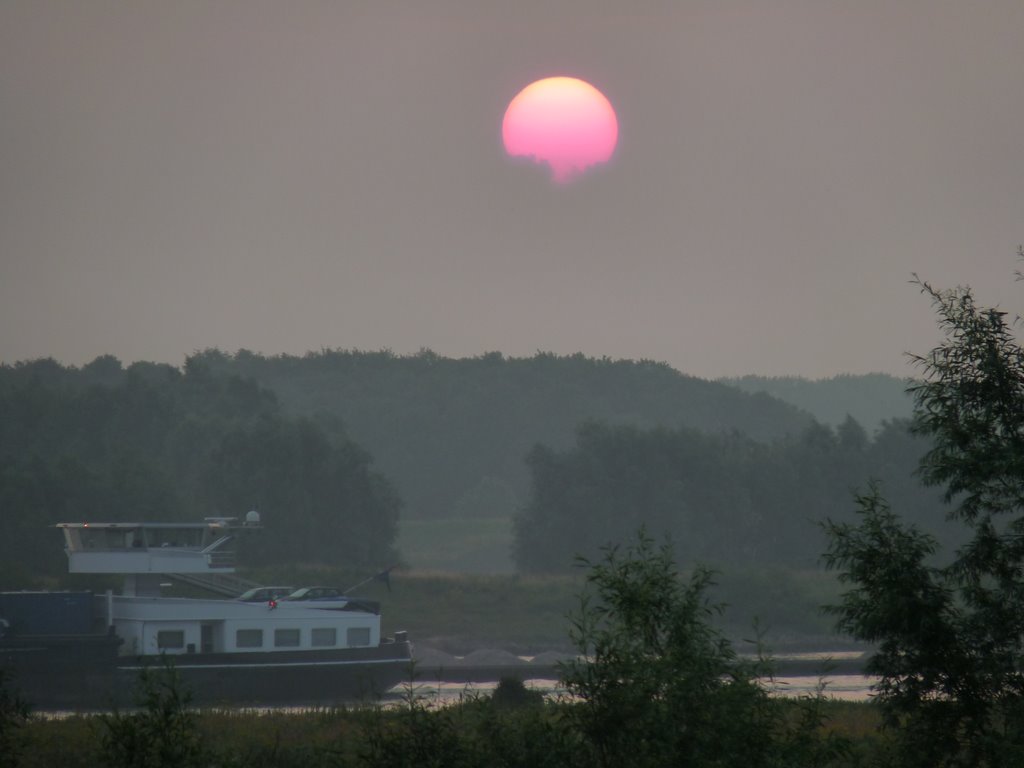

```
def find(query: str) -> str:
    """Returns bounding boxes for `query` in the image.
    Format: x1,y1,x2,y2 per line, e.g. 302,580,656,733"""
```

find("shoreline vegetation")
7,692,886,768
3,534,881,767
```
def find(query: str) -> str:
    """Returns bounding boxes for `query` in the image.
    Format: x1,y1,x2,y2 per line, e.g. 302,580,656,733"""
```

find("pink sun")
502,76,619,183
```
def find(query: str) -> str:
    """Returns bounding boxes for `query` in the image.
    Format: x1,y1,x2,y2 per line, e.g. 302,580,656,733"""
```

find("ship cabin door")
201,623,214,654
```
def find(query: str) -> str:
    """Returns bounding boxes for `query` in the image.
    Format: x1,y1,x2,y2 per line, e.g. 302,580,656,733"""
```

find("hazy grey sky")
2,1,1021,379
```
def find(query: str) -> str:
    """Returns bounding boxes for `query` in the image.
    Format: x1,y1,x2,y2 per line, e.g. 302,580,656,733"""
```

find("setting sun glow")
502,76,618,184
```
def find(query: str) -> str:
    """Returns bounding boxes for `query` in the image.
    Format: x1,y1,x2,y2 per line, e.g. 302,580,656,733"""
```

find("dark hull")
3,639,413,711
1,633,124,710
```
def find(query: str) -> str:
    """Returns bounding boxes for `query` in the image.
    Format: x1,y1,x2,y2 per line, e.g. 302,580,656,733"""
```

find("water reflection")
383,672,878,707
768,675,877,702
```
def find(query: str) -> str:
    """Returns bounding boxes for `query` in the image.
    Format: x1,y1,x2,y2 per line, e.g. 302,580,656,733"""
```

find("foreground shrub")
359,682,476,768
0,668,30,768
100,660,206,768
561,530,847,768
825,275,1024,767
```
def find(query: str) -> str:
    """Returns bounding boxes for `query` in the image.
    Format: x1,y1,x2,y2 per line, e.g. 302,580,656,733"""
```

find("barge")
0,515,412,710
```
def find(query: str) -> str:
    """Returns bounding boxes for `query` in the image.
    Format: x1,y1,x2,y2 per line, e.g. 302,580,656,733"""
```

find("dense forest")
187,350,934,576
189,348,817,521
0,356,400,584
514,417,947,573
0,350,932,583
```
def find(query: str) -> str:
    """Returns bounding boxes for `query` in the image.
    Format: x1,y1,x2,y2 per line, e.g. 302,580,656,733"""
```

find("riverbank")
409,645,871,682
6,681,884,768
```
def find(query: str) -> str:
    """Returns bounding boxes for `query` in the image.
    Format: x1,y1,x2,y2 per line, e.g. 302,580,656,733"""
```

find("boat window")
236,629,263,648
347,627,370,647
80,528,133,550
145,527,204,549
311,628,337,647
157,630,185,650
274,628,301,647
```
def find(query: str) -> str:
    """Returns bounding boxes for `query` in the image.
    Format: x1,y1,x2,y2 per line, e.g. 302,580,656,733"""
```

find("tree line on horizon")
514,416,945,573
721,372,913,433
0,356,399,584
182,347,939,574
186,348,826,522
0,349,928,584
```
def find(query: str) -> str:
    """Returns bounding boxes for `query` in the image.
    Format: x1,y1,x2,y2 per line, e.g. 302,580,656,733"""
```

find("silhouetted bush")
100,660,206,768
0,668,30,768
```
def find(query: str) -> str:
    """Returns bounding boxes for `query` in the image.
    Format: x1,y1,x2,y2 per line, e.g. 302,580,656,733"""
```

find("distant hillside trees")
514,416,946,573
1,348,932,583
188,349,816,521
0,357,399,584
721,373,913,434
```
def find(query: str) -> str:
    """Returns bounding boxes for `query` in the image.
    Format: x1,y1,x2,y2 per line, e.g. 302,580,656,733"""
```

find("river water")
386,651,878,706
382,674,876,707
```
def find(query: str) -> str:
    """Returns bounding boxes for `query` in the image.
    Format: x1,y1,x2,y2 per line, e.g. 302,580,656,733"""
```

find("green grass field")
240,565,845,656
390,517,847,650
58,516,847,656
396,516,516,573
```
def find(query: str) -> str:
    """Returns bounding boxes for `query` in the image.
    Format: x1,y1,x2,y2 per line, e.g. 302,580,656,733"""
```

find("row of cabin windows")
79,527,205,550
235,627,371,649
156,627,371,651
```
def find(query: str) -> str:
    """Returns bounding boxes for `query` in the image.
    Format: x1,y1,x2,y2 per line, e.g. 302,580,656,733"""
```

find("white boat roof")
55,519,237,530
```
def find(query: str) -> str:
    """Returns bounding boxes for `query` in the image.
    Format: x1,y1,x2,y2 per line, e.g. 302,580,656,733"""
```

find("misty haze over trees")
515,418,943,573
188,349,819,520
721,373,913,434
0,350,933,587
0,356,399,584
